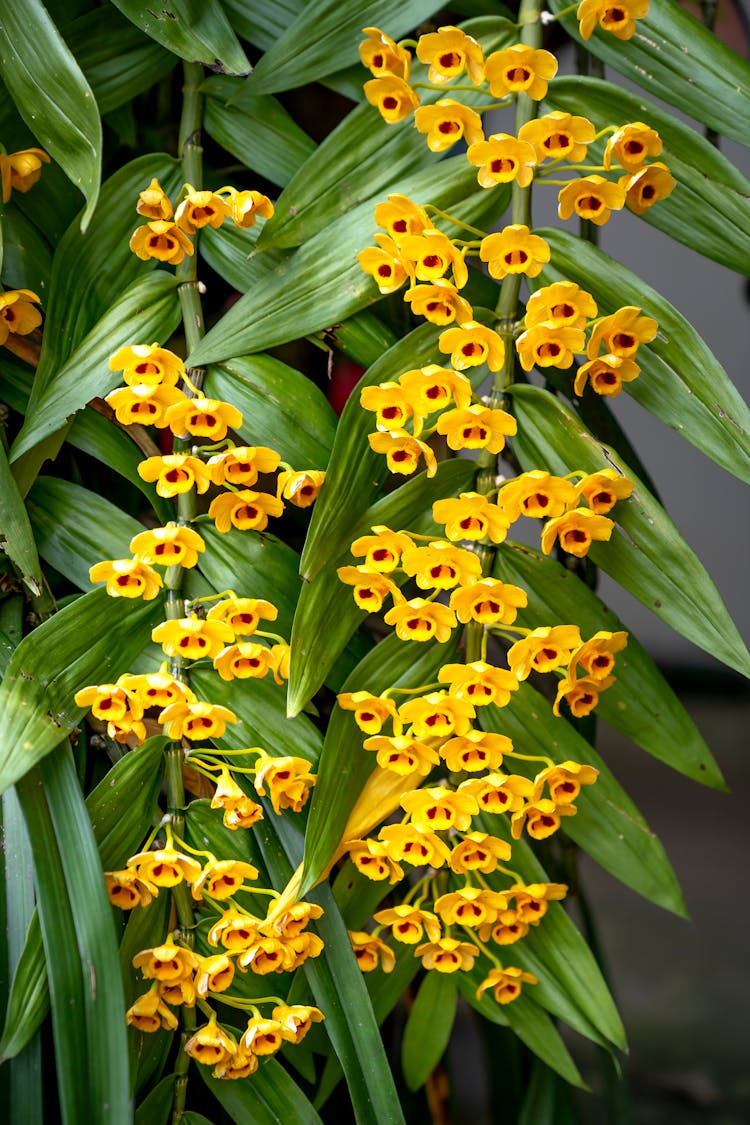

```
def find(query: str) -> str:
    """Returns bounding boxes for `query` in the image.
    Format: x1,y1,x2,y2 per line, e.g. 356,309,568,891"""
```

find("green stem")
465,0,542,665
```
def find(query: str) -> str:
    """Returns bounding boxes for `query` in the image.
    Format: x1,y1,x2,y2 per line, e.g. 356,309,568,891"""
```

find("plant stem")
168,58,206,1125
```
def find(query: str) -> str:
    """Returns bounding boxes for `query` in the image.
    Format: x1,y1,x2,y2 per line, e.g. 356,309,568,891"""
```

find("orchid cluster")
362,11,674,229
334,0,678,1011
72,178,328,1079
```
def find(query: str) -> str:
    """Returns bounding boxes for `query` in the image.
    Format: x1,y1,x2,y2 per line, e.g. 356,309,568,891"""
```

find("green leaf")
548,0,750,145
232,0,442,96
0,0,102,228
545,77,750,276
316,309,397,368
300,322,442,582
134,1075,175,1125
64,6,175,115
14,768,89,1124
289,458,475,715
67,407,173,524
518,1059,579,1125
510,385,750,679
26,477,145,592
10,271,181,464
0,442,43,597
187,157,507,367
537,229,750,485
191,668,322,765
199,1058,324,1125
401,972,457,1092
493,542,724,789
111,0,250,75
195,524,302,639
87,736,167,869
0,736,165,1063
256,817,407,1125
222,0,302,51
0,204,53,296
481,684,686,914
0,911,47,1062
15,751,131,1124
459,973,584,1087
203,75,315,189
204,354,337,470
0,589,162,795
301,629,460,894
36,749,131,1122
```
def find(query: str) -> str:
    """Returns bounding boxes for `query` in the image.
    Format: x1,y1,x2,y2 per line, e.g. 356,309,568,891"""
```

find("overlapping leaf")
203,75,315,189
258,17,515,249
493,541,724,788
509,385,750,679
64,6,175,115
0,443,43,597
545,77,750,275
232,0,443,97
537,231,750,483
0,589,161,794
111,0,250,75
0,0,102,227
548,0,750,144
204,354,337,469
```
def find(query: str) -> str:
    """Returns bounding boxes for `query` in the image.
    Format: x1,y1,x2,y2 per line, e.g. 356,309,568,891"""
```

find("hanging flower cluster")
361,17,675,226
359,193,660,399
74,177,328,1079
129,177,275,264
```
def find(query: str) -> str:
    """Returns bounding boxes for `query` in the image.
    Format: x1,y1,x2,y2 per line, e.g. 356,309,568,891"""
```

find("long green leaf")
289,458,475,715
301,629,460,894
548,0,750,144
401,972,457,1091
14,768,90,1124
0,737,165,1063
0,203,53,295
509,385,750,679
187,158,507,367
0,442,43,597
459,972,584,1087
538,229,750,485
232,0,442,96
191,669,322,766
203,75,315,189
64,6,175,115
10,271,180,463
481,685,686,914
37,748,131,1123
257,816,407,1125
546,77,750,276
111,0,250,75
199,1057,324,1124
493,542,724,788
204,354,337,470
222,0,303,52
0,589,162,795
0,0,102,227
27,477,145,592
